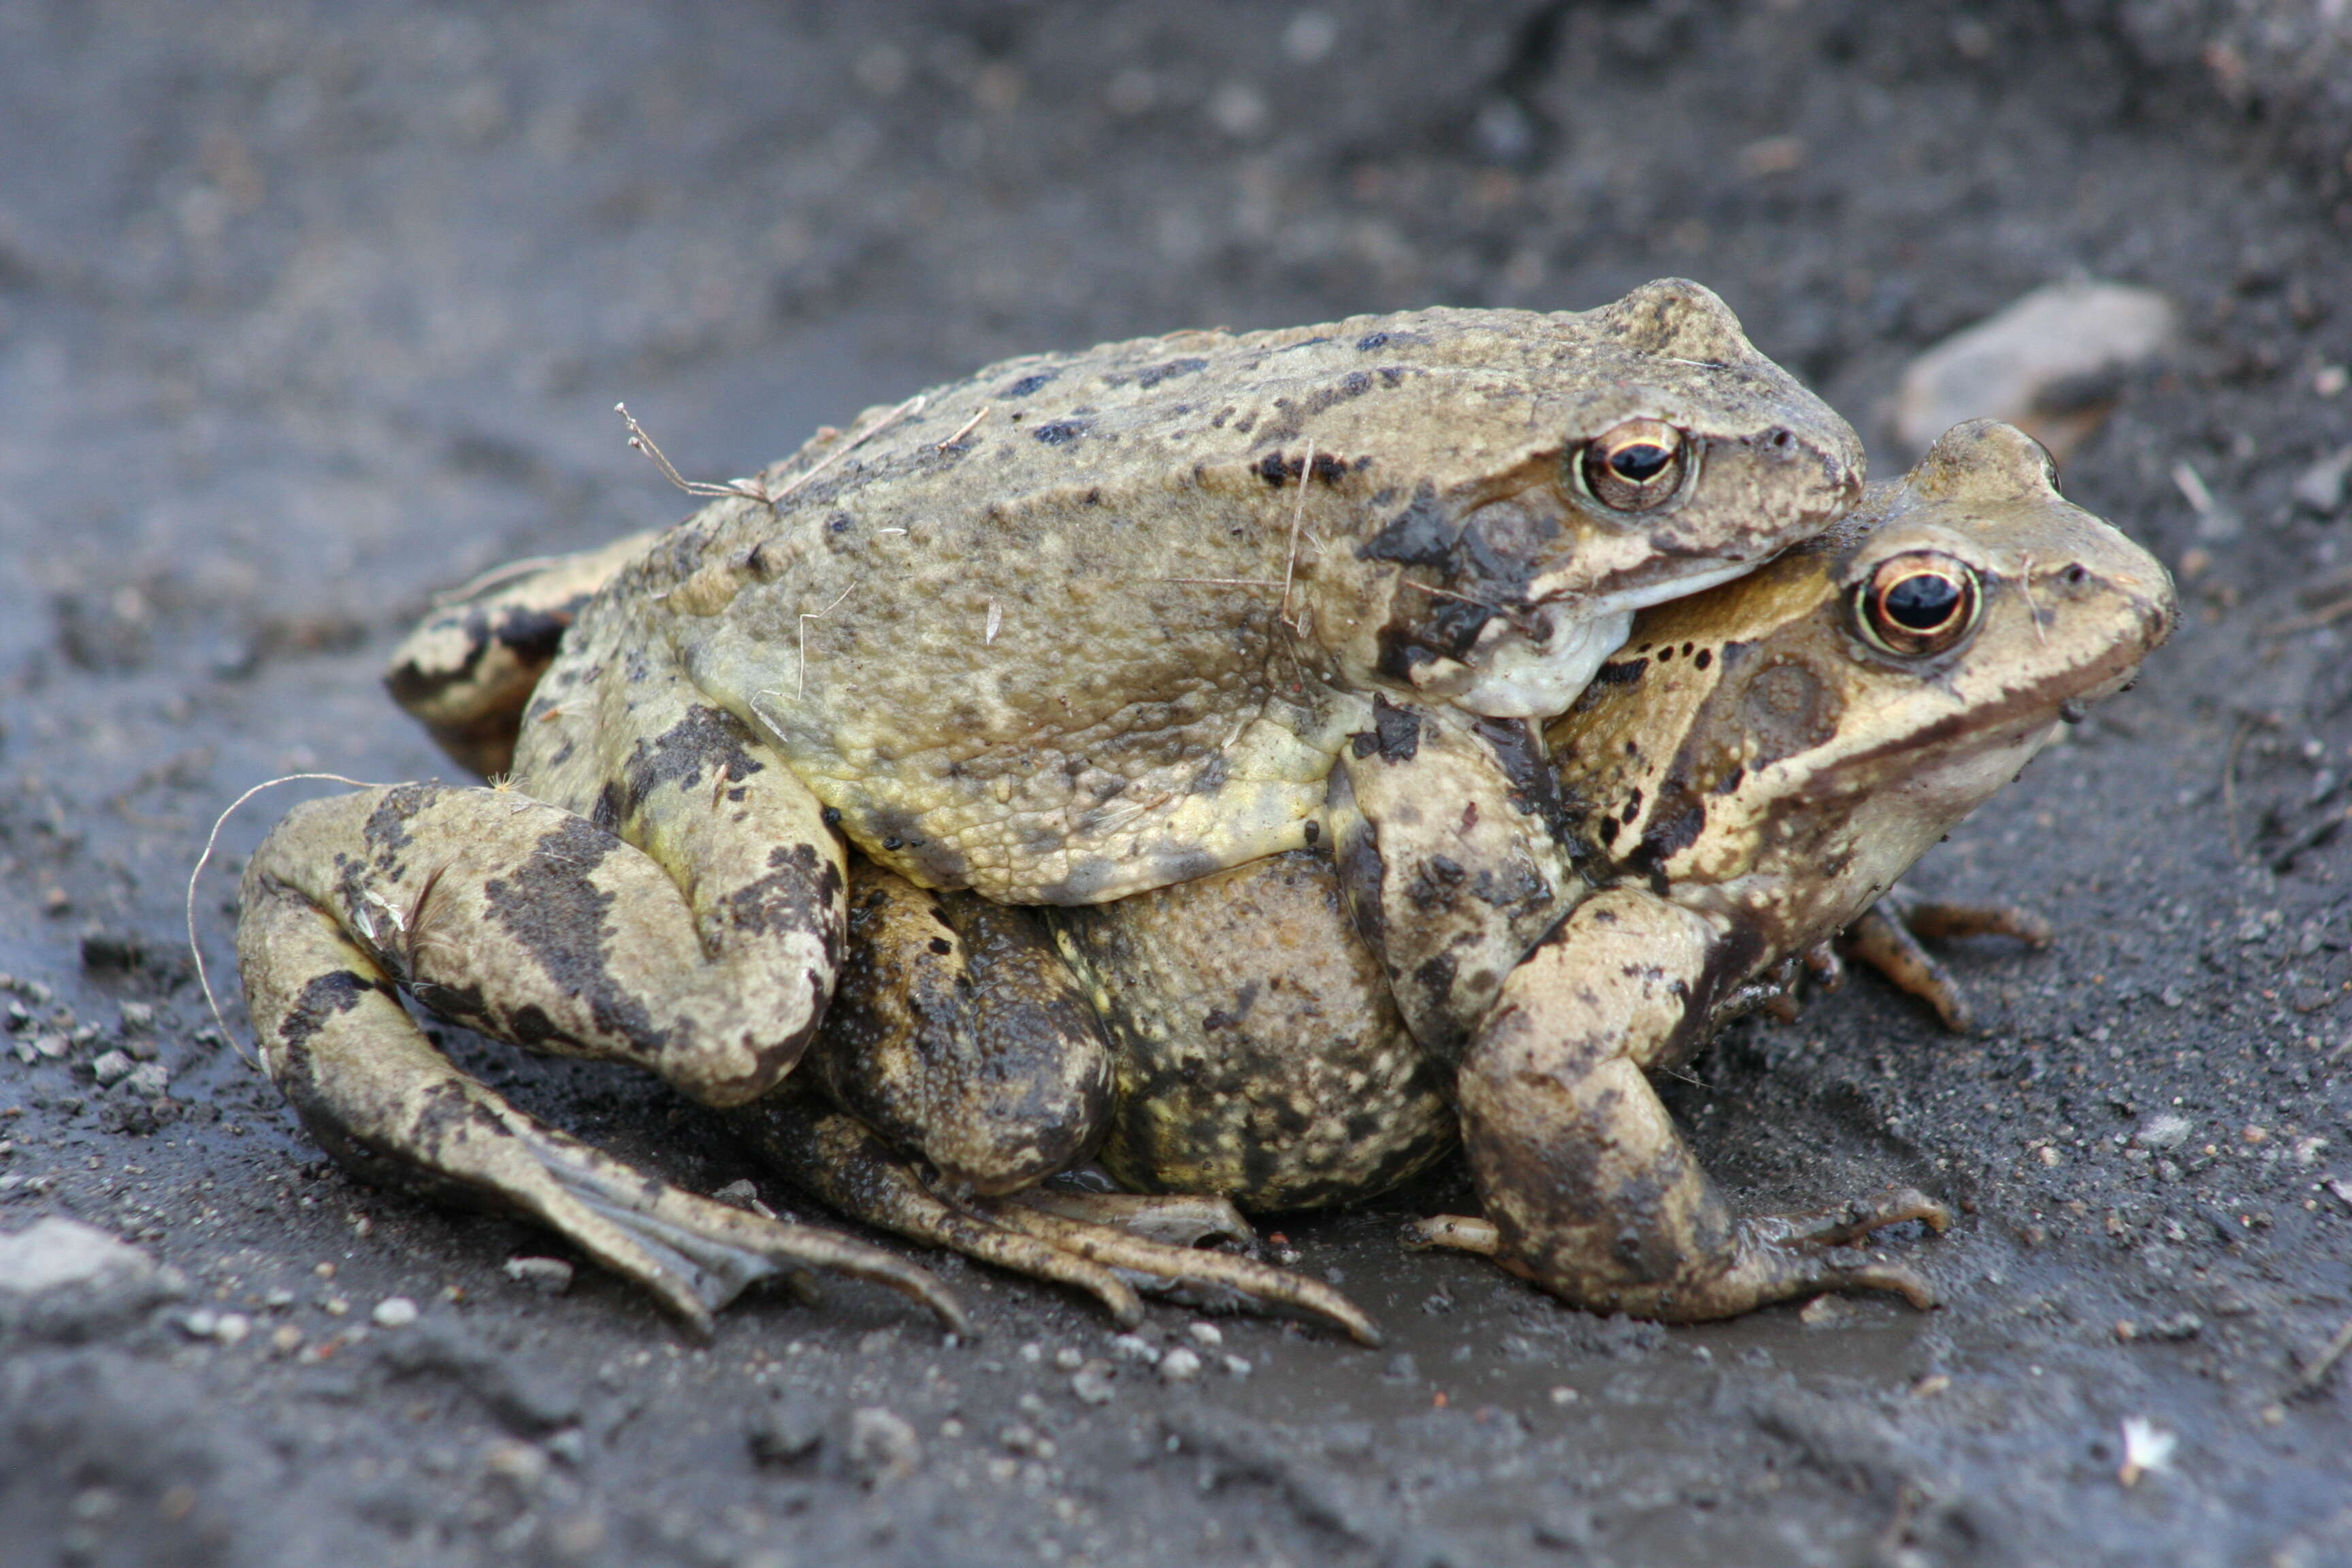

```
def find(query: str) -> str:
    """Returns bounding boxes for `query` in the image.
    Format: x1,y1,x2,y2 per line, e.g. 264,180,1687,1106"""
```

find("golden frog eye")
1578,419,1690,512
1854,551,1982,657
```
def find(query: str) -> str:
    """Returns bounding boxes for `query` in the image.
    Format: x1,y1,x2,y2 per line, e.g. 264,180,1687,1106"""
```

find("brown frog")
238,283,1860,1336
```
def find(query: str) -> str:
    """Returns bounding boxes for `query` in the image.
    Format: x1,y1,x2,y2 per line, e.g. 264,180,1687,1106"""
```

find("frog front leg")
1424,888,1950,1320
1328,696,1580,1060
235,687,968,1330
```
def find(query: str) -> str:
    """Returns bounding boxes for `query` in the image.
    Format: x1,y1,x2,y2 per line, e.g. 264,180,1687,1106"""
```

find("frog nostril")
2062,564,2089,586
1763,427,1793,451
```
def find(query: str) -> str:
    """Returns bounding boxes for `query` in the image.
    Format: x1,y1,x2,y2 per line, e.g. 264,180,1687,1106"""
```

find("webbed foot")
730,1092,1382,1345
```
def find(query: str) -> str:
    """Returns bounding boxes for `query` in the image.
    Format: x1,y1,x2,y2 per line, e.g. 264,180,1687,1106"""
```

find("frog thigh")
1328,697,1579,1060
234,847,962,1333
385,529,660,779
246,737,844,1107
1450,888,1949,1322
803,857,1112,1195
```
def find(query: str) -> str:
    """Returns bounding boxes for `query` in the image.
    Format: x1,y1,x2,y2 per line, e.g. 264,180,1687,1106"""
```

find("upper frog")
518,279,1860,907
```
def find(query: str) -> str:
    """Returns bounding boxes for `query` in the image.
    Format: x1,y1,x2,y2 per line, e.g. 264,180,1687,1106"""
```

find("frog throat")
1456,557,1761,719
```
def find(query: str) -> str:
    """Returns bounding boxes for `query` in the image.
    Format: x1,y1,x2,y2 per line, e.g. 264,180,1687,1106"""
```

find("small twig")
187,772,392,1070
615,392,929,509
2221,713,2276,865
2016,553,2048,647
1279,438,1314,631
936,404,990,451
798,586,854,698
429,552,577,609
1397,579,1507,611
2262,595,2352,638
2293,1317,2352,1399
615,403,776,504
769,393,928,504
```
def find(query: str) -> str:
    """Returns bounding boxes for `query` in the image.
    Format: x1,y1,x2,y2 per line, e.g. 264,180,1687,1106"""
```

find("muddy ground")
2,3,2349,1565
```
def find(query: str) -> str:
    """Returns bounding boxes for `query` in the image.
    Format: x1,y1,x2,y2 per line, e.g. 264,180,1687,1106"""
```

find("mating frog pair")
235,283,2171,1338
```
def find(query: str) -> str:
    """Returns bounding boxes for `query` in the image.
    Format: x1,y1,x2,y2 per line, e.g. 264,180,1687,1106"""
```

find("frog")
239,280,1862,1336
713,420,2168,1323
1032,419,2174,1319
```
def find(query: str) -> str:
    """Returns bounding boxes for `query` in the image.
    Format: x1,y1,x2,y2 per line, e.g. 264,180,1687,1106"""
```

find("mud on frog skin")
239,280,1859,1334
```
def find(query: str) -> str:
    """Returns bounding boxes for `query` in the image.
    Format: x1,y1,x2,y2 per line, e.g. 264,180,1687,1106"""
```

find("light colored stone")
0,1218,158,1295
372,1295,419,1328
1158,1347,1203,1383
1895,280,2177,458
502,1256,574,1294
846,1407,923,1485
88,1049,135,1086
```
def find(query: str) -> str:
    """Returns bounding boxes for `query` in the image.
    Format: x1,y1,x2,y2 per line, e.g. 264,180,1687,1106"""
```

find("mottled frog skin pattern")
237,282,1866,1338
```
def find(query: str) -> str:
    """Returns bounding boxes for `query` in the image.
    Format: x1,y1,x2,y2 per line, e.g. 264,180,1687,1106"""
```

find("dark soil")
2,3,2349,1565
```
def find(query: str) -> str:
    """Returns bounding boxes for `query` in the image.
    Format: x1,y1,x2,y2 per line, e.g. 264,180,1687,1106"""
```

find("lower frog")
1033,420,2172,1319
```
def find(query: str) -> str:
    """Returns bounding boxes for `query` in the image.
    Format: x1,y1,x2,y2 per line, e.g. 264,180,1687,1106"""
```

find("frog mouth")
1458,555,1763,719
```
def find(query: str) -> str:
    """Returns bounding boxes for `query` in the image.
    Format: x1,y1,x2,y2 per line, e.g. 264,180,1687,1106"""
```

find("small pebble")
212,1312,251,1347
502,1256,574,1295
846,1407,923,1485
1222,1355,1252,1380
272,1324,305,1355
1186,1322,1224,1350
1070,1360,1116,1405
1158,1347,1202,1383
1549,1385,1579,1405
1053,1346,1084,1371
118,1001,156,1032
125,1063,169,1098
1017,1341,1044,1365
372,1296,419,1328
1893,278,2176,457
88,1050,134,1087
1108,1333,1159,1366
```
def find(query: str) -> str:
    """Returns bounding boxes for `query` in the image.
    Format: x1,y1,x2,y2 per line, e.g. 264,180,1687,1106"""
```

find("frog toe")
731,1092,1381,1345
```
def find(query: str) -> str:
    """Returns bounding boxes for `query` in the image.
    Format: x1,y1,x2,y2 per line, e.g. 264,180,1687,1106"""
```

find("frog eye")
1578,419,1690,512
1853,551,1982,657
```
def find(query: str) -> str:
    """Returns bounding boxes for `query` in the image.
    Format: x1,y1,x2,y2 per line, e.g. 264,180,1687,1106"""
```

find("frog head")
1328,278,1865,719
1550,417,2178,983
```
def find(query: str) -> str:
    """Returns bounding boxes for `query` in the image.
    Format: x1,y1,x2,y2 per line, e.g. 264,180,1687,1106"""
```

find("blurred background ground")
1,3,2349,1565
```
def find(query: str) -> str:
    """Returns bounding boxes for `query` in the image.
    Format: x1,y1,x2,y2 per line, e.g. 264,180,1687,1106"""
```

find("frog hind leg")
1443,888,1950,1321
732,1092,1382,1344
1839,897,2053,1033
234,676,906,1324
236,861,966,1335
384,530,660,779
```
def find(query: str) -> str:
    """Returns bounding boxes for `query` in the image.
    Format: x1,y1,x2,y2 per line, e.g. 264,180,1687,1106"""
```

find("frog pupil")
1608,443,1673,483
1883,572,1959,630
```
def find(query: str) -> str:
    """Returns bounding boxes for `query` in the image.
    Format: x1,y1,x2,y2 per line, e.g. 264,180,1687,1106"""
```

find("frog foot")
730,1091,1383,1345
1840,897,2052,1032
1408,1190,1948,1317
